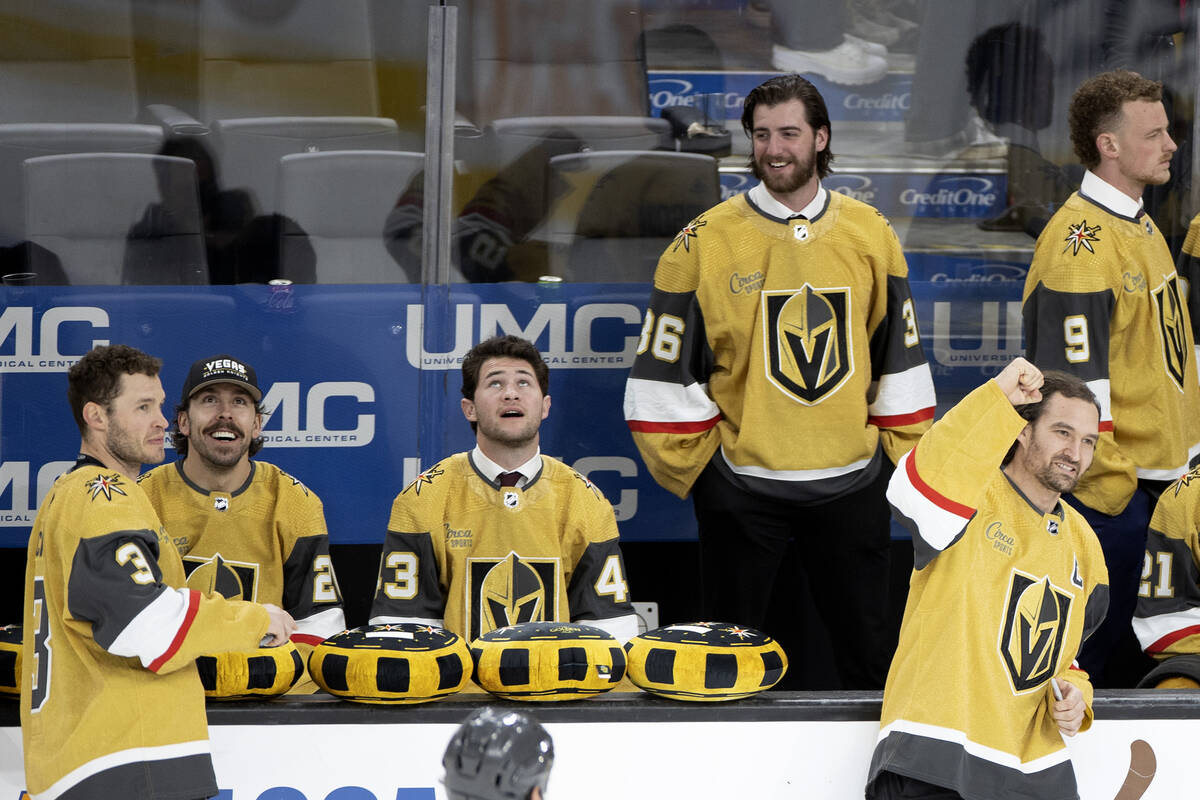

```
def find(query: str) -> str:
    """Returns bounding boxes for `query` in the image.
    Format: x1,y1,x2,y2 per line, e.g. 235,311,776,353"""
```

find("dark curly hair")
1069,70,1163,170
741,73,834,179
1002,370,1101,466
67,345,162,436
461,335,550,433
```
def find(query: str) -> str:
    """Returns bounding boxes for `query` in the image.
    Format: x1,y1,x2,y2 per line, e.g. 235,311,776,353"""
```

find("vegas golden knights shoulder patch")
471,621,625,701
309,624,470,704
0,624,20,697
624,621,787,701
196,640,304,699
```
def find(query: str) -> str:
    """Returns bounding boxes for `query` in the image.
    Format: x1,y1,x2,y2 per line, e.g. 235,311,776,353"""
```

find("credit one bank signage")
0,276,1024,546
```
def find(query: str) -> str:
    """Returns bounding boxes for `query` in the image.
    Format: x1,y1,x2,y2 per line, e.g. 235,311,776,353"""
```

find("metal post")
422,4,457,284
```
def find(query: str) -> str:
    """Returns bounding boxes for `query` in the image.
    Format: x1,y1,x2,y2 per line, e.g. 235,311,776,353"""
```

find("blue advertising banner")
719,169,1008,219
649,70,914,124
0,275,1026,548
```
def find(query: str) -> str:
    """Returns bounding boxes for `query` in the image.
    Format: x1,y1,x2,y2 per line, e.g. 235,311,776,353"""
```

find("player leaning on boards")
866,358,1108,800
138,354,346,692
21,344,294,800
1022,70,1200,687
623,72,935,689
370,335,638,643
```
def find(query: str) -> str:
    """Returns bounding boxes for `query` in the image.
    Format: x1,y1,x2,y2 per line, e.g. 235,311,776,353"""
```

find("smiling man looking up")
371,335,637,643
623,73,936,689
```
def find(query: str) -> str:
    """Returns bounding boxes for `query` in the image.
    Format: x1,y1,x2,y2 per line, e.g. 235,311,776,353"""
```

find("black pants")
867,771,965,799
692,460,893,689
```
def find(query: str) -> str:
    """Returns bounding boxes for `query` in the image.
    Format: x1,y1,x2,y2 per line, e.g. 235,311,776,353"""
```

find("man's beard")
750,147,817,195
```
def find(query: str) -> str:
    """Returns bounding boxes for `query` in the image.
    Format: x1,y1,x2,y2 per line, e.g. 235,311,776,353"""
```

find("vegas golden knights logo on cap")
998,569,1072,692
466,552,559,641
1153,274,1188,390
762,284,853,404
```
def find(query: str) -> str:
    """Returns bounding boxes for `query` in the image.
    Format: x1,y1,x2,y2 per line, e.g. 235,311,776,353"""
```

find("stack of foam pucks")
196,640,304,699
471,621,625,701
309,623,471,704
0,625,20,697
624,622,787,701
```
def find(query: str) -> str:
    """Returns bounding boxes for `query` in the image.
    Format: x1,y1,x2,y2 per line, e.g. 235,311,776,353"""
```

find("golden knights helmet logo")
467,552,559,641
999,569,1072,692
1153,274,1189,390
762,284,853,404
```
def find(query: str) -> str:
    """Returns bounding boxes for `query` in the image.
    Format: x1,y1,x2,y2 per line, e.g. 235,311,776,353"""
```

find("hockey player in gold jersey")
866,358,1109,800
1023,70,1200,688
21,345,294,800
624,73,936,689
139,354,346,692
370,335,637,643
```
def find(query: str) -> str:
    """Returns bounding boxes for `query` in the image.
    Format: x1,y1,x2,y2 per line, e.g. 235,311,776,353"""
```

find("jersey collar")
747,181,828,223
175,458,257,497
470,445,542,489
1079,170,1144,221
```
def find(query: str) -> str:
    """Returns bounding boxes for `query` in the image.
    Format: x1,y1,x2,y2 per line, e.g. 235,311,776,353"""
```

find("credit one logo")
403,455,640,521
647,77,743,113
825,174,876,203
259,382,375,447
0,307,110,371
842,91,910,111
406,303,643,370
900,177,999,214
0,461,75,526
929,263,1028,283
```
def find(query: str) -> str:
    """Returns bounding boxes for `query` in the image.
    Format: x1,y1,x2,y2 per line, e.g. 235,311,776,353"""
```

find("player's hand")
994,357,1043,406
1050,678,1086,736
261,603,296,647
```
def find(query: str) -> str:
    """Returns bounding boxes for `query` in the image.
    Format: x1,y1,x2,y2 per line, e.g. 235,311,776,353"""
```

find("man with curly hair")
1022,69,1200,687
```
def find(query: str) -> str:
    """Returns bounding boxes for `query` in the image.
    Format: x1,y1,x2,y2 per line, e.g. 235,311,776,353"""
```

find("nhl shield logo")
1152,274,1188,390
999,569,1072,693
213,496,229,511
503,489,520,510
762,284,853,404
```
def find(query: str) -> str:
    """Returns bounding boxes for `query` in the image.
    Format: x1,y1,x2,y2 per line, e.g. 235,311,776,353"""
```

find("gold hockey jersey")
624,187,935,502
1024,183,1200,515
369,452,637,642
868,381,1109,800
138,460,345,644
21,458,269,800
1134,464,1200,657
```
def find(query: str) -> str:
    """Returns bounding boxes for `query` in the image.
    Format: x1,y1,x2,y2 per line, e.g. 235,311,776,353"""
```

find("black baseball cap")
181,355,262,403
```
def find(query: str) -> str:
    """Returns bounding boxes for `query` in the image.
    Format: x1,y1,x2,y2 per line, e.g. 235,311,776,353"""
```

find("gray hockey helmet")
442,707,554,800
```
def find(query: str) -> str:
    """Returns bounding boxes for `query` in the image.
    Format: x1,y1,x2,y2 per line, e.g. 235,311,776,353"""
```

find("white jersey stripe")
623,376,719,423
1132,606,1200,652
1136,440,1200,481
868,362,937,417
106,587,192,668
886,451,973,552
720,448,872,483
369,614,444,629
878,719,1071,773
1085,378,1112,422
35,739,211,800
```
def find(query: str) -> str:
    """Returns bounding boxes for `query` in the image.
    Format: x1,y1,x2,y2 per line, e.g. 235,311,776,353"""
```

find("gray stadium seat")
24,153,206,285
276,150,424,283
0,123,163,244
211,116,401,215
545,150,719,282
